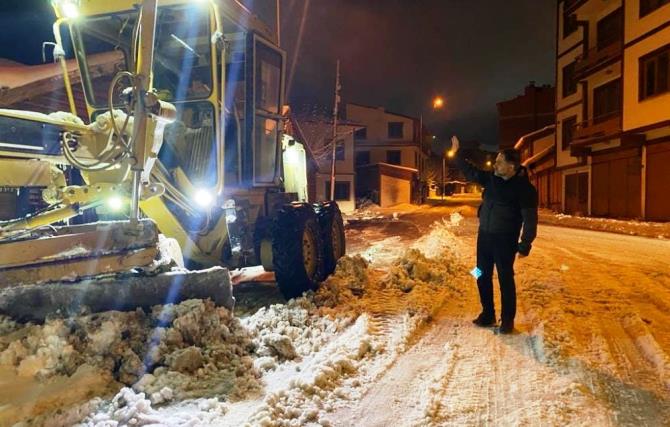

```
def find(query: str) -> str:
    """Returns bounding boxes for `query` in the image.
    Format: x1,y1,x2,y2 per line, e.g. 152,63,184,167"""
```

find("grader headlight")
106,195,125,212
193,188,214,209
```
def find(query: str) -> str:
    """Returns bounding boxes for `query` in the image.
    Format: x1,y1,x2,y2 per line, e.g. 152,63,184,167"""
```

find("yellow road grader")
0,0,346,321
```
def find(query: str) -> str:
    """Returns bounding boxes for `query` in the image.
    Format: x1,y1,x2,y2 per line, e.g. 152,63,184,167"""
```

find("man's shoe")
472,313,496,327
498,320,514,334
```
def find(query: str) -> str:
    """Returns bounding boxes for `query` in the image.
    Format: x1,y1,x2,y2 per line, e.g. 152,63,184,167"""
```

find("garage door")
591,148,641,218
646,141,670,221
565,172,588,216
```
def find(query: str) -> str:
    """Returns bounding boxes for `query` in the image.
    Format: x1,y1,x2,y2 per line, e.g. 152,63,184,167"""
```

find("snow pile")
246,315,374,427
68,388,229,427
313,255,370,311
541,210,670,239
0,299,260,425
235,220,467,426
387,248,460,293
347,198,384,221
242,298,352,368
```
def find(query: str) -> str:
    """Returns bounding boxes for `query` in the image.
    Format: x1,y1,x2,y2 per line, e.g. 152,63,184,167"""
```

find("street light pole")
441,156,445,201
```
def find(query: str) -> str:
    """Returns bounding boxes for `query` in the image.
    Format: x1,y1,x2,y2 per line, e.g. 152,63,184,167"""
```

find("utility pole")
329,60,341,201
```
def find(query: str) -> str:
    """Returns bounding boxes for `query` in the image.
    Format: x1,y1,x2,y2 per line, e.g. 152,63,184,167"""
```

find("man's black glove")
518,241,532,256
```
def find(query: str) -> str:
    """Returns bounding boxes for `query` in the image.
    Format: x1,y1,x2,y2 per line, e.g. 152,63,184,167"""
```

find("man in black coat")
451,137,538,334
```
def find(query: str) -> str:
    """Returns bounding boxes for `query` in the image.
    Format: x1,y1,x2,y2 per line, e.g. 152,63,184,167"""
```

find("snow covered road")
2,206,669,426
335,209,670,426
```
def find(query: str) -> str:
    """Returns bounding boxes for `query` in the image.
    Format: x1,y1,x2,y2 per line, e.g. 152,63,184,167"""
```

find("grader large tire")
317,201,346,279
272,204,324,299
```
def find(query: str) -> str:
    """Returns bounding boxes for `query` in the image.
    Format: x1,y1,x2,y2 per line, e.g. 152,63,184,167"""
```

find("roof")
346,102,419,121
514,125,556,150
522,145,555,167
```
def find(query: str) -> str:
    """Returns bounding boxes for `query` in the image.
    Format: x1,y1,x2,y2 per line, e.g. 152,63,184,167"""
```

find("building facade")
346,103,427,206
555,0,670,220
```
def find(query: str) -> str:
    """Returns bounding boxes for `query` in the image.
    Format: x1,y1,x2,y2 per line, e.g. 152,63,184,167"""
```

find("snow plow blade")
0,267,234,323
0,219,234,322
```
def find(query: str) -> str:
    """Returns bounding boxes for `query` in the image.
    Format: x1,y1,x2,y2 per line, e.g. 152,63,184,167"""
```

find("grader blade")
0,267,234,323
0,219,234,322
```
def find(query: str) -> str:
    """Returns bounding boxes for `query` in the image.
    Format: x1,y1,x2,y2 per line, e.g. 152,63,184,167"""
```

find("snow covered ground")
2,206,669,426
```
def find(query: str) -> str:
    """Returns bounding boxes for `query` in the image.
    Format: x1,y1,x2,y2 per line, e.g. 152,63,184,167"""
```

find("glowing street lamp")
433,96,445,110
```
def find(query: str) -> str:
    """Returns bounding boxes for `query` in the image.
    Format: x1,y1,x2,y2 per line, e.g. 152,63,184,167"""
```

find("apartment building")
556,0,670,220
346,103,428,207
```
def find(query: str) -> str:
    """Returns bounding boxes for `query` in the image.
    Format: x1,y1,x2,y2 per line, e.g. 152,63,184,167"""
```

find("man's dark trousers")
476,232,518,323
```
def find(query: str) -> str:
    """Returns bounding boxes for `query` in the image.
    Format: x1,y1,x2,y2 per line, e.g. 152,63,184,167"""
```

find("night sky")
0,0,556,148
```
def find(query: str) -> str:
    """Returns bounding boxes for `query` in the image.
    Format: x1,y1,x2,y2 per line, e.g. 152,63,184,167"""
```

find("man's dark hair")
499,148,521,170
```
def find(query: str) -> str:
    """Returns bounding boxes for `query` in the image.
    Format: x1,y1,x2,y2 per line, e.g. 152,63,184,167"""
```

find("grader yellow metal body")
0,0,345,321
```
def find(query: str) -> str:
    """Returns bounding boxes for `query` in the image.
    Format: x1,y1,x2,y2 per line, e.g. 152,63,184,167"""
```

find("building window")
596,8,623,50
354,127,367,140
356,151,370,166
562,62,577,98
593,79,621,122
388,122,404,139
640,45,670,100
325,181,350,201
640,0,670,17
562,116,577,150
335,144,345,160
563,13,578,38
386,150,402,165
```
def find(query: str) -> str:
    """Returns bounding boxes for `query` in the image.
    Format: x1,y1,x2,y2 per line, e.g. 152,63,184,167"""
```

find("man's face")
494,153,516,179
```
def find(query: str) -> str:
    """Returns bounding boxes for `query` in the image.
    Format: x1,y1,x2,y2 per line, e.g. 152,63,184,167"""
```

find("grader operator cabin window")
252,38,284,185
72,6,213,108
71,5,218,189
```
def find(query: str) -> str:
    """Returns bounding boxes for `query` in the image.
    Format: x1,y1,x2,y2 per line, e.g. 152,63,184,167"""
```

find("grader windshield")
65,1,285,189
71,6,213,107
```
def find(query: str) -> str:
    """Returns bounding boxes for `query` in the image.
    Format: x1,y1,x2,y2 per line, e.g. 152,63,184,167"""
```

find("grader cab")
0,0,345,321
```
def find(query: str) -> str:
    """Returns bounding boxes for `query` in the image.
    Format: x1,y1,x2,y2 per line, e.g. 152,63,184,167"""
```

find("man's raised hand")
451,135,460,153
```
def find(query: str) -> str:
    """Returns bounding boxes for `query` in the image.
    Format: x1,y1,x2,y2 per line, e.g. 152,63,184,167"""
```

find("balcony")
575,112,621,140
574,41,622,78
569,112,621,155
569,111,645,155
